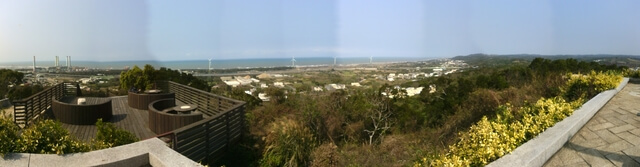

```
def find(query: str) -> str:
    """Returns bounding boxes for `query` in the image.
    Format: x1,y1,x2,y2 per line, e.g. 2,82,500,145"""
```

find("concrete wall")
0,138,202,167
487,78,629,167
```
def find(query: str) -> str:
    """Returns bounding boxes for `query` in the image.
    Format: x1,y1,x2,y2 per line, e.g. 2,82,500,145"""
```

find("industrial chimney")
33,56,36,73
67,56,71,72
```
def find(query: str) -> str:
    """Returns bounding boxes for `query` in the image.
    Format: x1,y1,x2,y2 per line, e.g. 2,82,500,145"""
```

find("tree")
142,64,157,90
265,87,286,104
363,94,393,145
7,84,44,100
0,69,24,98
120,65,150,91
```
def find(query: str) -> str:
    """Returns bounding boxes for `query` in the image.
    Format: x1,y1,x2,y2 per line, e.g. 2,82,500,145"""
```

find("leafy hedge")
0,117,20,156
564,71,623,101
94,119,139,148
16,120,90,154
416,71,622,166
0,118,138,157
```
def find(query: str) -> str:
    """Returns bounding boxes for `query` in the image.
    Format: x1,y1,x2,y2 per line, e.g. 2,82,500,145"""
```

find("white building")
78,78,93,84
325,84,346,91
258,93,270,101
224,80,240,87
274,82,285,88
405,87,424,97
236,78,252,85
313,86,323,92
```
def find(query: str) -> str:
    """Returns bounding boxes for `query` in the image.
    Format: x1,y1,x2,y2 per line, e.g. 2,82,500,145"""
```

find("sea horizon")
0,57,430,70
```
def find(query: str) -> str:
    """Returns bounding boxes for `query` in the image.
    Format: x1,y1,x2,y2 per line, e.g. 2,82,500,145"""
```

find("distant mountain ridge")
452,54,640,67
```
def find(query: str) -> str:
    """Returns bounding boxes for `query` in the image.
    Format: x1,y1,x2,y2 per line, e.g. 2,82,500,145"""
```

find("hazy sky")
1,0,639,62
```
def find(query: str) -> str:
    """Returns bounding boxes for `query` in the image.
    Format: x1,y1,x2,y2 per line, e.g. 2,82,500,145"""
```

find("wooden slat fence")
159,81,246,163
13,83,71,127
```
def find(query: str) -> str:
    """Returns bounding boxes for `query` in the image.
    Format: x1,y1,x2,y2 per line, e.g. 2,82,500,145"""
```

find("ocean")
0,57,427,70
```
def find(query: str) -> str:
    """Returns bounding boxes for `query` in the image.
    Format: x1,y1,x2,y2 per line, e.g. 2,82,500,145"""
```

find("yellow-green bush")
416,72,622,166
93,119,138,148
623,68,640,78
563,71,622,101
0,118,139,156
0,117,20,157
17,120,90,154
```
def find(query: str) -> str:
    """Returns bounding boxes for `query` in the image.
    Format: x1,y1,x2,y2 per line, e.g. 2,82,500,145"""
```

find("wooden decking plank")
60,96,157,142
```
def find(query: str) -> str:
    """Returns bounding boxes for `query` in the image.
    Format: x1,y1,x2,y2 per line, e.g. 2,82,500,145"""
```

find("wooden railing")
52,97,113,125
13,83,75,127
159,81,245,163
148,98,203,134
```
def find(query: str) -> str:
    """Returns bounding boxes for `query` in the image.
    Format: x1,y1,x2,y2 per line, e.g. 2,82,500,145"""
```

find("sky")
0,0,639,62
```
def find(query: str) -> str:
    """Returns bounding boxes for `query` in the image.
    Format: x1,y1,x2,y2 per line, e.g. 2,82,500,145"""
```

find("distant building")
274,82,285,88
351,83,361,87
429,85,436,93
224,80,240,87
387,73,396,81
257,73,271,79
325,84,346,91
405,87,424,97
258,93,270,101
236,77,252,85
220,77,233,82
78,78,93,84
313,86,323,92
245,89,255,96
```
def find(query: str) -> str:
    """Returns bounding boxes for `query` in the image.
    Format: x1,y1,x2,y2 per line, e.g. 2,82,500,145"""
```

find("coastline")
0,57,428,70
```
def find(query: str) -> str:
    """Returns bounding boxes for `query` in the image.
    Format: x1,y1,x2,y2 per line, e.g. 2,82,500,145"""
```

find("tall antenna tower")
291,56,296,67
208,58,212,74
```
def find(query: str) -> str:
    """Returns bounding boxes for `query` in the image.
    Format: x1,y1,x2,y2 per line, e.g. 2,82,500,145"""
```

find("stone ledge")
0,138,202,167
487,77,629,167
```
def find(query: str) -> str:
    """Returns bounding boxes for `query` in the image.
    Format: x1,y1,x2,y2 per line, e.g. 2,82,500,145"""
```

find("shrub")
260,117,316,167
417,71,621,166
17,120,89,154
0,117,19,157
94,119,139,148
311,142,340,167
563,71,622,101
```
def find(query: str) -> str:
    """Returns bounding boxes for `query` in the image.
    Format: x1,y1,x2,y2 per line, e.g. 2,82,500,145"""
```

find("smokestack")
33,56,36,73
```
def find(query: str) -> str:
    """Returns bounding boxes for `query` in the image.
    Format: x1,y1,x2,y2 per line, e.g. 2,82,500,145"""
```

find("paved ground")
545,81,640,167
